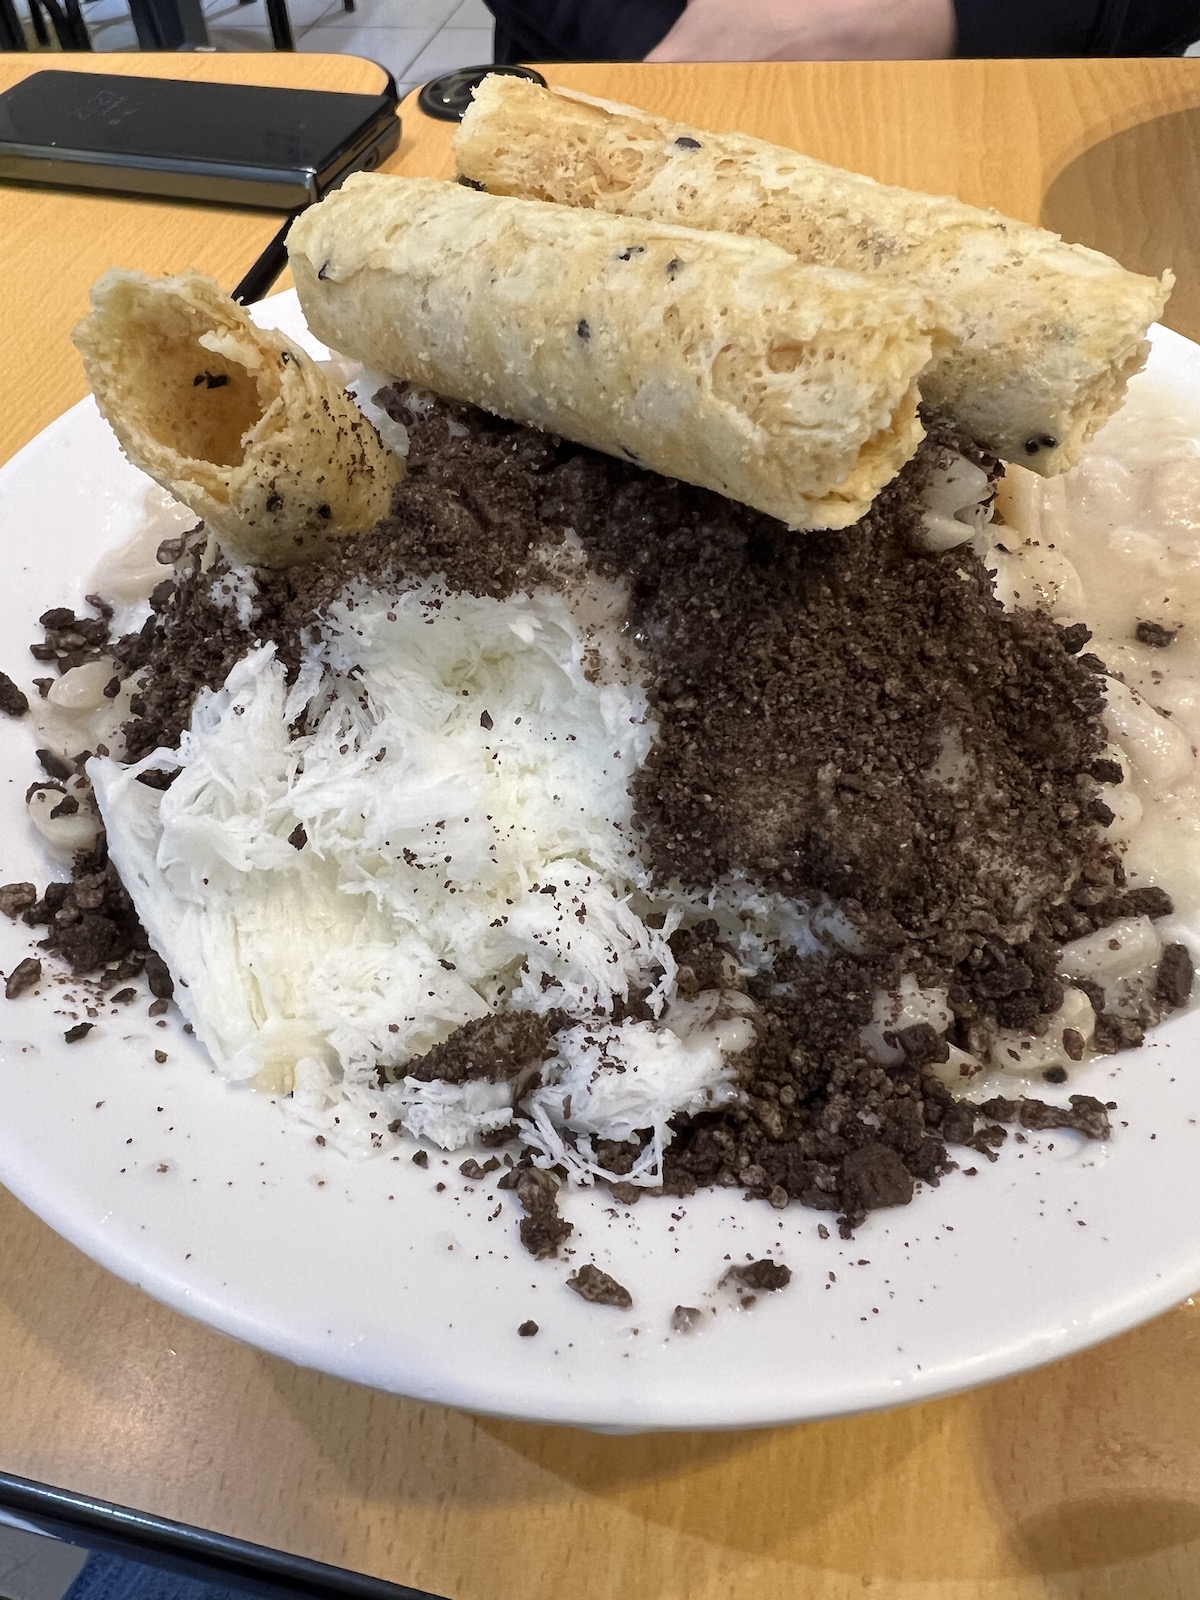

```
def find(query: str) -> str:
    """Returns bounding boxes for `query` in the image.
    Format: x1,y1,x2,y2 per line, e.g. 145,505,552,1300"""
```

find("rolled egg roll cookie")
73,271,405,568
287,175,935,532
455,76,1172,476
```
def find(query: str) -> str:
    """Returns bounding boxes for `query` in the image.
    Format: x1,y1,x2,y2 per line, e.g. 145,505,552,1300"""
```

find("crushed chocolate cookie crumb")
1073,978,1106,1013
1156,943,1195,1011
1112,886,1174,920
5,957,42,999
567,1263,633,1308
479,1122,520,1147
0,670,29,717
722,1259,792,1294
1093,1012,1146,1054
401,1011,565,1086
515,1165,573,1259
839,1145,916,1213
134,767,180,792
143,950,174,999
0,883,36,919
24,842,150,975
1021,1094,1111,1140
1136,620,1177,648
36,748,73,782
892,1022,950,1069
977,1093,1110,1139
411,1148,429,1167
592,424,1109,952
64,1021,93,1043
1058,622,1092,655
517,1320,539,1337
156,534,190,566
459,1156,501,1180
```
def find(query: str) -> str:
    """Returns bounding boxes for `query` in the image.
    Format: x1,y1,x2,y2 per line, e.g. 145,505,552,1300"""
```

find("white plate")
2,294,1200,1433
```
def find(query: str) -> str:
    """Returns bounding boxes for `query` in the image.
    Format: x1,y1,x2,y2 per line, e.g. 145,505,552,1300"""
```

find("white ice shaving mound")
90,575,745,1181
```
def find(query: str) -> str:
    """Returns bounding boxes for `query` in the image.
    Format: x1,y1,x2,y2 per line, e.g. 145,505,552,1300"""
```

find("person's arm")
644,0,955,61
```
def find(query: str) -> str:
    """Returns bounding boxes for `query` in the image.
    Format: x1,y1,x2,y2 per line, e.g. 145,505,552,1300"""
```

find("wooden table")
4,50,1200,1600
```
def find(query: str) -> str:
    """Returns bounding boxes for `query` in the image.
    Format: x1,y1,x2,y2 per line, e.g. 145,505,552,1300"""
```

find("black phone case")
0,70,400,210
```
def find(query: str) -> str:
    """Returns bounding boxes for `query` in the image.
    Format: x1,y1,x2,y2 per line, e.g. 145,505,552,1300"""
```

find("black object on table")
417,62,546,122
0,70,401,212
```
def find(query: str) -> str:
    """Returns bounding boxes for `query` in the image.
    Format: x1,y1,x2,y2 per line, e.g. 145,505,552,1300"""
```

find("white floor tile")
75,0,131,25
205,19,276,44
308,0,457,29
206,0,339,30
292,1,343,33
91,17,142,46
449,0,492,27
403,25,493,78
299,21,437,75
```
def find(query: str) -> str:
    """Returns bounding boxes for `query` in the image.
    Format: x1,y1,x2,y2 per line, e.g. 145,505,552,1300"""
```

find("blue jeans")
65,1551,251,1600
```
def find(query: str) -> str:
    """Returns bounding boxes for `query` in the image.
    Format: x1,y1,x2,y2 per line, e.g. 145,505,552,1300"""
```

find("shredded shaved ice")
91,571,776,1180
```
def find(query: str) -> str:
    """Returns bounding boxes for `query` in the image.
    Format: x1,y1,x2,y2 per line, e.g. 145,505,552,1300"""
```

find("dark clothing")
489,0,1199,63
490,0,680,61
955,0,1198,54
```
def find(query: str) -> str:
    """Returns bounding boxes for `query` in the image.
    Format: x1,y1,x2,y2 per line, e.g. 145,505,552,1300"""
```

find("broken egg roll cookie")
73,270,404,568
288,174,935,532
455,76,1172,475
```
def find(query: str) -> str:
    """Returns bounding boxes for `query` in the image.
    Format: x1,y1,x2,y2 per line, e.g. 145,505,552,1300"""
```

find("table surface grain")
3,51,1200,1600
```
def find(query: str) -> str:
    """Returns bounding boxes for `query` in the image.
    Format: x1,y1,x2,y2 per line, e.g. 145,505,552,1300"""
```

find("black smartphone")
0,70,401,210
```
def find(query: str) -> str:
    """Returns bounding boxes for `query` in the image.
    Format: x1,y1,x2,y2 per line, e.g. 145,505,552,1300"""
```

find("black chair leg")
34,0,70,44
0,0,27,47
263,0,294,49
60,0,92,47
27,0,50,44
35,0,92,47
125,0,206,48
